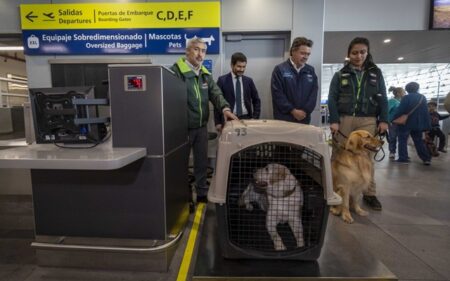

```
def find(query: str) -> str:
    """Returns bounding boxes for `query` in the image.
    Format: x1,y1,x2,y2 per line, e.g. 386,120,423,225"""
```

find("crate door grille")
226,142,326,254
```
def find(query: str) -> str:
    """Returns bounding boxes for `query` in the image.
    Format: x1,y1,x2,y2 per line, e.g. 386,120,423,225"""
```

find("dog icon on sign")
27,35,40,49
184,34,215,47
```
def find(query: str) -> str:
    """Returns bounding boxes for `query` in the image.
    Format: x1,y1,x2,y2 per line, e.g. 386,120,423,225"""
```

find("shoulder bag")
392,96,424,125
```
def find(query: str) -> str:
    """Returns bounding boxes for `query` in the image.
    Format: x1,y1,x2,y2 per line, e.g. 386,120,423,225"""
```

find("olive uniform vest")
337,66,382,117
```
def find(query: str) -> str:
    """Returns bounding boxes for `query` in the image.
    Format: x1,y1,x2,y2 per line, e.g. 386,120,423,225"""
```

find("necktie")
235,76,242,116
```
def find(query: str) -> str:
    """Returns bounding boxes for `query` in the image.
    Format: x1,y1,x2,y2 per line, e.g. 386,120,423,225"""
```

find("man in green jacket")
171,37,238,202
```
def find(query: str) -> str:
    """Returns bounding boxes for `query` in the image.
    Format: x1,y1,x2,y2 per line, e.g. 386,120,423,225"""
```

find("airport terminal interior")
1,0,450,280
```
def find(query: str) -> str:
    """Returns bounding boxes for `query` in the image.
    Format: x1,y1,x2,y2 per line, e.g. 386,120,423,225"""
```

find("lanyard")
194,77,203,127
353,70,364,116
355,71,364,98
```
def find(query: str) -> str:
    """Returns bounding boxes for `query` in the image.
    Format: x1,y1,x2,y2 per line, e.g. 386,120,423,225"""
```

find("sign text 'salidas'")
58,9,92,25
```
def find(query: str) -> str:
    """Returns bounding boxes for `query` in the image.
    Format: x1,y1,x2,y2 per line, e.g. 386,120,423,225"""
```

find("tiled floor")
1,143,449,280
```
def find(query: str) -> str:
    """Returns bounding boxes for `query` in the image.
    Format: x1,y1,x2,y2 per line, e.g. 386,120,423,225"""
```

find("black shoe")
438,148,447,153
363,195,382,211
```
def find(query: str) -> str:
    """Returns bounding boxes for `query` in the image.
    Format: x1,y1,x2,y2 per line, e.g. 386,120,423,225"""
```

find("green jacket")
171,57,230,129
328,64,388,124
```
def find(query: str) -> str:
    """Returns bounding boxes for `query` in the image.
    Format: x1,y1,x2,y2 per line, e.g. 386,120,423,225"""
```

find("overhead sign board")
20,2,220,55
22,28,219,55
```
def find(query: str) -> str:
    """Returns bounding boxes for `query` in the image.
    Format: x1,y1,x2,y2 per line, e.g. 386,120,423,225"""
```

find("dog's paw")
341,212,354,224
355,207,369,216
330,206,341,216
274,240,287,251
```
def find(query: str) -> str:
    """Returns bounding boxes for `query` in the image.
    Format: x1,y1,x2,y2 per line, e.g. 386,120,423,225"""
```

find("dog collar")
268,185,296,198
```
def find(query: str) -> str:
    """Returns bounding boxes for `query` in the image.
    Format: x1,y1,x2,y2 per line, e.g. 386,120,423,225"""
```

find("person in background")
387,86,406,159
171,37,238,202
328,37,388,211
427,101,449,153
214,52,261,132
392,82,431,165
271,37,318,124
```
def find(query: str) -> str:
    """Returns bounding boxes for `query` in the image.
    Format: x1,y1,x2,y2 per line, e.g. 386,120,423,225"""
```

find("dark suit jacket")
214,72,261,125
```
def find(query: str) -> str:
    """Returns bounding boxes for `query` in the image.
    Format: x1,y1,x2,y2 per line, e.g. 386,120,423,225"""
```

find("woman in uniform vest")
327,37,389,211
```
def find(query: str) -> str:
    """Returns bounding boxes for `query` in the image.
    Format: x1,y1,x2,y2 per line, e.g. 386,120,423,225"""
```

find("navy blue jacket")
393,92,431,131
214,72,261,125
271,60,318,124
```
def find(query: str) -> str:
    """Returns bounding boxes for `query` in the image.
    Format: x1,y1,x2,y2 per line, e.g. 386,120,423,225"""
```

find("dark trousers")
238,114,251,119
428,128,446,150
398,127,431,162
188,126,208,196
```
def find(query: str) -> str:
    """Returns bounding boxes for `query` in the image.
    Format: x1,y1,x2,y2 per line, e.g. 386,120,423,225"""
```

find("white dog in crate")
254,163,304,250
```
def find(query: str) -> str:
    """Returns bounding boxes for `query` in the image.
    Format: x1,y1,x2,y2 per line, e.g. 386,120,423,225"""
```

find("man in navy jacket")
214,52,261,131
271,37,318,124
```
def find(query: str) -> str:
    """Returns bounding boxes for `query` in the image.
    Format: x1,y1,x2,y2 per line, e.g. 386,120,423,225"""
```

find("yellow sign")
20,2,220,30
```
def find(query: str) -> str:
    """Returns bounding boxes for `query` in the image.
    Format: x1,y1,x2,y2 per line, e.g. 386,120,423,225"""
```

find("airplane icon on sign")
43,12,55,19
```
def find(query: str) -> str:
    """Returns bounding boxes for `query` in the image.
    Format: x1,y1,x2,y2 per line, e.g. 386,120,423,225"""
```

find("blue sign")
22,28,220,55
202,59,212,73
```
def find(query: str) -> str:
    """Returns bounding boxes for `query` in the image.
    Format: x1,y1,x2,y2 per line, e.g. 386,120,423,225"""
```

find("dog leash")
327,130,347,150
373,131,386,162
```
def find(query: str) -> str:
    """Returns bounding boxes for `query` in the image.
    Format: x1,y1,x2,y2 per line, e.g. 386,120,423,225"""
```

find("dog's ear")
345,133,360,152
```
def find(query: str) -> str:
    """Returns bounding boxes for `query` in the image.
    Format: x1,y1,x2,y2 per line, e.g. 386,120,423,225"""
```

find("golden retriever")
331,130,384,223
253,163,304,250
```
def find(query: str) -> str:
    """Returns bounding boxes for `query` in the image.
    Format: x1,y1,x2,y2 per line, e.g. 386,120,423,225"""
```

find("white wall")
221,0,293,32
324,0,429,31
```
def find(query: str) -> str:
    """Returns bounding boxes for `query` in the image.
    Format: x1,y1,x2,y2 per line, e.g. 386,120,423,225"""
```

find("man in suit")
214,52,261,132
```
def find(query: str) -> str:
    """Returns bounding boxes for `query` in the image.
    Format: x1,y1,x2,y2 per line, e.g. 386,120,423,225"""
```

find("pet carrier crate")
208,120,341,260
